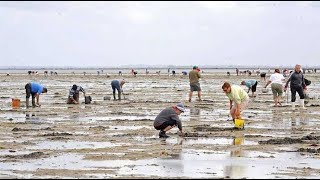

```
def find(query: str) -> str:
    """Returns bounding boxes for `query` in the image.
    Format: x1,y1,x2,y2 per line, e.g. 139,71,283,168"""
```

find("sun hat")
176,103,186,112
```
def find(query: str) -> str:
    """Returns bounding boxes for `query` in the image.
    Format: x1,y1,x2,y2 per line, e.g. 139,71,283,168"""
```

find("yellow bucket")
234,119,244,129
12,98,21,108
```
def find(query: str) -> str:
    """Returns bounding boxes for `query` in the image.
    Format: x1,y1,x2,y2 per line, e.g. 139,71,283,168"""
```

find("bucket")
234,119,244,129
85,96,92,104
12,98,21,108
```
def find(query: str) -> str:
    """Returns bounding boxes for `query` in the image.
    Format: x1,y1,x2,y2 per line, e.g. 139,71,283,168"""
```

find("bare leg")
197,91,202,101
189,91,192,102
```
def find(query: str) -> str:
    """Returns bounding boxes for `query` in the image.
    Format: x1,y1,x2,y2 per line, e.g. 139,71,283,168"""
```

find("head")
72,84,77,90
295,64,301,73
42,87,48,93
275,68,280,73
240,81,245,85
173,103,185,114
222,82,231,94
120,79,126,86
193,65,198,70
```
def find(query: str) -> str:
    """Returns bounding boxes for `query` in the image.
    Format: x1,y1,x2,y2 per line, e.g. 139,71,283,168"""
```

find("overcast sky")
1,1,320,67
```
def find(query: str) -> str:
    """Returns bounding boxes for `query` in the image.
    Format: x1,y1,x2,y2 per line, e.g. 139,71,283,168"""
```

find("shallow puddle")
0,150,319,179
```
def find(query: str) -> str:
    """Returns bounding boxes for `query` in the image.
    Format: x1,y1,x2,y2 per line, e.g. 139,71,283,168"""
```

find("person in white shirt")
264,69,285,107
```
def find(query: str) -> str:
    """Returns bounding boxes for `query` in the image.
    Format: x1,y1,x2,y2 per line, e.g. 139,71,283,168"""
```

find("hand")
303,88,307,93
235,110,241,117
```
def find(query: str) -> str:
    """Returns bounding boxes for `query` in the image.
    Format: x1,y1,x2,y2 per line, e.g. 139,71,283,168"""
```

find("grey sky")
1,1,320,67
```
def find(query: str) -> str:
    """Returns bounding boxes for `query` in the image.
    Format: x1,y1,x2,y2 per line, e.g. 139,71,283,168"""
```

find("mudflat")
0,71,319,178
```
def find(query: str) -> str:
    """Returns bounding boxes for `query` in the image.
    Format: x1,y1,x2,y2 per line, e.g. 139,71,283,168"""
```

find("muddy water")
0,72,320,178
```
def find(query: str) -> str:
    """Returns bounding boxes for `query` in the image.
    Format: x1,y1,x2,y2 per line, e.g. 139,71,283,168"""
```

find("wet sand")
0,71,320,178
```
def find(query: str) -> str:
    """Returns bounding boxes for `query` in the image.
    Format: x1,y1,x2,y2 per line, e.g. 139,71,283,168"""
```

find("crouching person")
67,84,86,104
153,103,185,138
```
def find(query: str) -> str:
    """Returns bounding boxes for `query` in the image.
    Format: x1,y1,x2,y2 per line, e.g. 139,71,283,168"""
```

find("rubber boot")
291,102,295,110
26,98,30,108
300,99,307,110
113,92,116,100
118,92,121,100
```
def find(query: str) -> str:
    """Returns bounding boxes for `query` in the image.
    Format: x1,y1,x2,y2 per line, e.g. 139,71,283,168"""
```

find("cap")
176,103,186,112
193,65,198,69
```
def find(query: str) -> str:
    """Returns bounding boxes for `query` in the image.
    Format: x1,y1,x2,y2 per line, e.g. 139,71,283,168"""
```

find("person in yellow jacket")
222,82,249,122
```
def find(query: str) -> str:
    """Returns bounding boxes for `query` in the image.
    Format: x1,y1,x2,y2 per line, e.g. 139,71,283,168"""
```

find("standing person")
264,69,285,107
260,72,267,82
284,64,307,110
111,79,126,100
188,65,202,102
67,84,86,104
236,68,239,76
240,79,258,97
25,82,48,108
153,103,186,138
222,82,249,122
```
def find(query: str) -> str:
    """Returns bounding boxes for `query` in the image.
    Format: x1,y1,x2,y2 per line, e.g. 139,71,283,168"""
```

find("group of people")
155,64,309,138
24,79,126,108
23,64,309,138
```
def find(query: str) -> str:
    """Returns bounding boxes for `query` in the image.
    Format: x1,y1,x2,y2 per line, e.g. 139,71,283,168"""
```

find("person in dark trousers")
154,103,186,138
240,79,258,97
67,84,86,104
25,82,47,108
111,79,126,100
284,64,307,110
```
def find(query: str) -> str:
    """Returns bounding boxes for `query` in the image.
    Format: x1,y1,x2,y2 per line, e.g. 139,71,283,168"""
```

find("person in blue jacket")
241,79,258,97
25,82,47,108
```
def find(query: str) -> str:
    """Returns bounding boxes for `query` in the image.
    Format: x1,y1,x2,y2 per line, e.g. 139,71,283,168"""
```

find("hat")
72,84,77,90
176,103,186,112
193,65,198,69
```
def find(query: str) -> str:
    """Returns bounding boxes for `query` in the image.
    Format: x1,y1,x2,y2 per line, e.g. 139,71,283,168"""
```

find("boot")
291,102,295,110
26,98,30,108
300,99,307,110
118,92,121,100
159,130,169,138
113,92,116,100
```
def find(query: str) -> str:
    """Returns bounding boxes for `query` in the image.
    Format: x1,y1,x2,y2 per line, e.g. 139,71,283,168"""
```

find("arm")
302,75,307,90
265,80,271,88
235,102,241,119
36,94,40,106
284,73,293,89
229,100,233,110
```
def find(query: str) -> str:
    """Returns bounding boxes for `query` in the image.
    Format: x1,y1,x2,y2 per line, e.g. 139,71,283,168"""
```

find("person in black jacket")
284,64,307,110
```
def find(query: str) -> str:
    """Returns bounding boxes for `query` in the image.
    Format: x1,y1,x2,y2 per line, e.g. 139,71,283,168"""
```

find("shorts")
190,82,201,92
271,83,283,97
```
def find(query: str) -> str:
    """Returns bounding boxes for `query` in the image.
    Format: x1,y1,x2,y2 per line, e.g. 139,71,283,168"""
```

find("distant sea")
0,65,318,75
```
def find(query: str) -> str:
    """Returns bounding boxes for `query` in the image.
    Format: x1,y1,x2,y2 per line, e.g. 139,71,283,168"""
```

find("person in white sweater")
264,68,285,107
